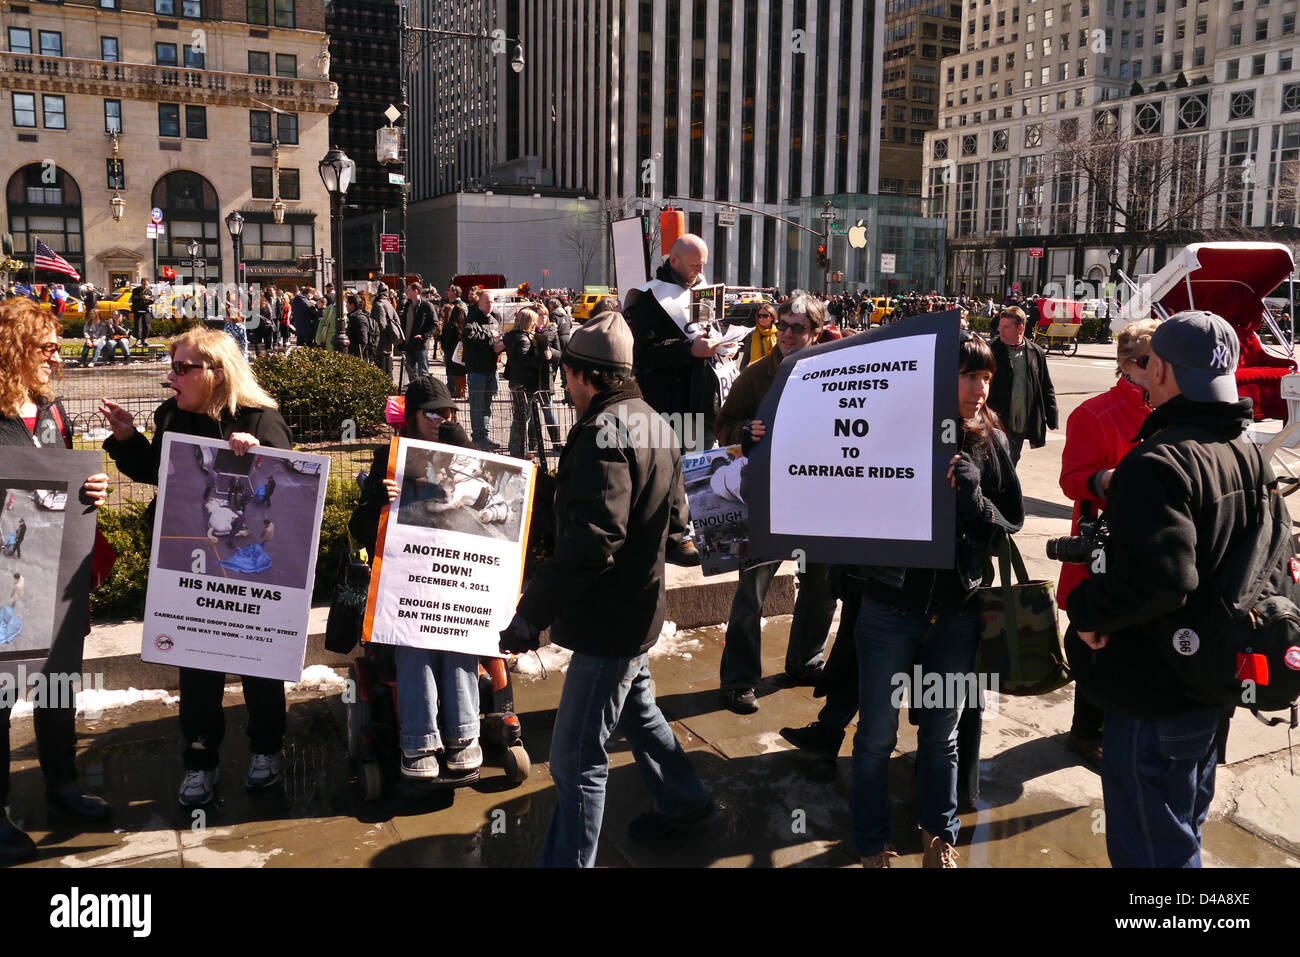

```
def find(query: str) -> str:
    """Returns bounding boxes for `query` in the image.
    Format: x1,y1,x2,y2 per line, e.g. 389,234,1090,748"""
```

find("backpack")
1157,439,1300,726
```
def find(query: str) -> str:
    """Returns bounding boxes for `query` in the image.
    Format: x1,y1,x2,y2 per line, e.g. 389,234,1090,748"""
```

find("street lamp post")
318,147,355,292
226,211,245,294
186,238,199,319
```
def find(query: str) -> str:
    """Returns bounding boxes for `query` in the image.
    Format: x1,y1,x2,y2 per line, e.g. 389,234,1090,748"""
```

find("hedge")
252,349,392,442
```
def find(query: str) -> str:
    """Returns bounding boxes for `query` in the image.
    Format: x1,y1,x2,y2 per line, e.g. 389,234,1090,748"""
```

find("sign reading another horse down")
140,434,330,681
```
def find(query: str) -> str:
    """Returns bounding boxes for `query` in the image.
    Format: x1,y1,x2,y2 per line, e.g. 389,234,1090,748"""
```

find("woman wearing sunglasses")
348,375,484,782
1056,319,1158,769
0,299,111,864
738,303,778,371
99,327,291,808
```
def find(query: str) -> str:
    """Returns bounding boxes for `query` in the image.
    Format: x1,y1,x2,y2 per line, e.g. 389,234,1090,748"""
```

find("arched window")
6,164,84,279
151,170,221,283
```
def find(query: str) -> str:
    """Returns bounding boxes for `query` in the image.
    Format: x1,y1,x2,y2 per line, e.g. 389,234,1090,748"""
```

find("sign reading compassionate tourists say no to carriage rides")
141,435,331,682
743,311,961,568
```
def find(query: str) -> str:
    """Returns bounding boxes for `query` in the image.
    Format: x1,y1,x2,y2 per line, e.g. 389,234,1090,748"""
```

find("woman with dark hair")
440,293,467,398
738,303,778,370
348,376,482,780
851,329,1024,868
0,299,111,864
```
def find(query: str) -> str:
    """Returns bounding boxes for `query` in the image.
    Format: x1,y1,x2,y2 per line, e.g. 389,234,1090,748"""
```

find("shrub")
253,349,392,442
1079,317,1110,343
90,501,152,619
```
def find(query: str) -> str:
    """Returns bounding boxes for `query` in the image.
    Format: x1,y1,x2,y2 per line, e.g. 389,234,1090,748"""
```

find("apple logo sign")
847,219,867,250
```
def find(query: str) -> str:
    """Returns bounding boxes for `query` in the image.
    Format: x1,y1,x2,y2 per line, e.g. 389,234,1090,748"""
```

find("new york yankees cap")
1150,310,1239,404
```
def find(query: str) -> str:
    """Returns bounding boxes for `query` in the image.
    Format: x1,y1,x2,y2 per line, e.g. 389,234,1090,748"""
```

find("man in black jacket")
130,279,154,346
499,313,709,867
344,292,371,360
623,234,720,452
988,306,1058,463
1067,311,1249,868
401,281,438,381
461,289,504,450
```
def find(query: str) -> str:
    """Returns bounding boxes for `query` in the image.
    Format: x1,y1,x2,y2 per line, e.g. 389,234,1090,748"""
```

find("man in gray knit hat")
500,311,711,867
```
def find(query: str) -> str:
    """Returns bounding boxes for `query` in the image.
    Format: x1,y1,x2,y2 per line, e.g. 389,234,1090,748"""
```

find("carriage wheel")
1066,339,1079,357
1263,423,1300,500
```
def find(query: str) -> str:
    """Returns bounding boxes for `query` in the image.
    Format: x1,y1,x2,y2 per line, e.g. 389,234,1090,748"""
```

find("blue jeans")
81,340,106,364
851,595,979,857
467,372,497,447
393,646,480,752
719,561,835,690
1101,708,1221,868
405,344,430,380
540,652,709,868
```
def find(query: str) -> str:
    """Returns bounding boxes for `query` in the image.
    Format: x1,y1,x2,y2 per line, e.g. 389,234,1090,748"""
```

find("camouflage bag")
977,531,1072,696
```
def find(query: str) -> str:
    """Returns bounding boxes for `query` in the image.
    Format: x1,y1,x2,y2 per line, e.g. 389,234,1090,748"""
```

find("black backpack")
1157,439,1300,726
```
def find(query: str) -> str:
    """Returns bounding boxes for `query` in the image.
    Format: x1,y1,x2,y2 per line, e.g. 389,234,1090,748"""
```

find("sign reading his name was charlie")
141,434,330,682
363,438,536,657
681,444,751,577
743,311,960,568
0,447,98,681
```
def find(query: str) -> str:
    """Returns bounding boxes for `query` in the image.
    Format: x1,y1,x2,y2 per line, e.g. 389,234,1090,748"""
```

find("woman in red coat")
1058,319,1158,767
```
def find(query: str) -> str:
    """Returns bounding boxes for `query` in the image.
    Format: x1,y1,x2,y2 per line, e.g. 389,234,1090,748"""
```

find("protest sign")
681,445,751,576
743,311,960,567
141,434,330,682
0,447,98,681
363,439,536,657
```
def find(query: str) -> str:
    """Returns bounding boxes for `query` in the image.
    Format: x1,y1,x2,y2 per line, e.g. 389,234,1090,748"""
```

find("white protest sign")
141,435,330,681
364,438,536,657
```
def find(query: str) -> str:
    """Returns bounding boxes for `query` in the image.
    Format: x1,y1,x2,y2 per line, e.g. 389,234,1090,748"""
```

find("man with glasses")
988,306,1058,465
712,294,837,714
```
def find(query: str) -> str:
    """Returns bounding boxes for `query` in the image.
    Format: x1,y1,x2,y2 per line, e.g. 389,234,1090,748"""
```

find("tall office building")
1,0,337,291
924,0,1300,296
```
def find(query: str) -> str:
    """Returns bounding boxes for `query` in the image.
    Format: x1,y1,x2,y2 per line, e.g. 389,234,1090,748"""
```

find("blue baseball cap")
1150,310,1239,403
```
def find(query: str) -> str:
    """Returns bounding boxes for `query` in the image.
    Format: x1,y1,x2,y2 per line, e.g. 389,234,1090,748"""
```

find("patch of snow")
648,620,701,660
509,642,573,678
12,687,179,720
58,814,177,867
183,844,284,868
288,665,347,693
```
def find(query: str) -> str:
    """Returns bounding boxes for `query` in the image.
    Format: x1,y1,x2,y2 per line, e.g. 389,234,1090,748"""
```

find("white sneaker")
178,768,218,807
245,752,282,789
444,740,483,773
401,749,440,779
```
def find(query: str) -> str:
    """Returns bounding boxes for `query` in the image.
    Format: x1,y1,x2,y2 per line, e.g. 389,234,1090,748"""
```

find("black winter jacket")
624,260,714,417
988,337,1059,447
1066,396,1259,719
401,298,438,349
516,379,690,657
461,305,501,375
104,396,293,532
503,328,546,391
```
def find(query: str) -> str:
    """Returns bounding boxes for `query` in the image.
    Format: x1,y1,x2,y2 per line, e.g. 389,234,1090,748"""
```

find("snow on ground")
288,665,348,693
648,621,702,661
511,619,705,680
12,687,180,720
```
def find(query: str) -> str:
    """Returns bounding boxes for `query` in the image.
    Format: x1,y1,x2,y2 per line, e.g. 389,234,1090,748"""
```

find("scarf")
749,324,777,364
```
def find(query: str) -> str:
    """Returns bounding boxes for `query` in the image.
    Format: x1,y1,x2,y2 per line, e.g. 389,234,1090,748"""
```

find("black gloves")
499,613,541,655
951,452,986,520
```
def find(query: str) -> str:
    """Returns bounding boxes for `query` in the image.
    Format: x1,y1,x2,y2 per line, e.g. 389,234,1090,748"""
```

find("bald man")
623,235,721,453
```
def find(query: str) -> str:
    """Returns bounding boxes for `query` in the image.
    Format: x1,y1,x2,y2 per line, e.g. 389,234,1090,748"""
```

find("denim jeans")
467,372,497,447
405,344,430,381
719,561,835,690
540,652,709,868
851,595,979,857
393,646,480,752
104,338,131,363
1101,708,1222,868
81,340,106,364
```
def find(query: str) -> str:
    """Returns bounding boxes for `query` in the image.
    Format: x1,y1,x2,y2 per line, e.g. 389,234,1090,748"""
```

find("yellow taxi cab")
870,297,895,325
94,287,135,321
571,287,616,321
33,285,86,321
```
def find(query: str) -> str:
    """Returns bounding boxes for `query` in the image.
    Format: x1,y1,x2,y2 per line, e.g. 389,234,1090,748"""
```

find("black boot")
0,811,36,865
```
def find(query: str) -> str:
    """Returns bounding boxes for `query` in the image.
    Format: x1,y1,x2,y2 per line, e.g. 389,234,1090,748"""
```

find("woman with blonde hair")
100,326,292,807
503,305,547,457
0,298,111,864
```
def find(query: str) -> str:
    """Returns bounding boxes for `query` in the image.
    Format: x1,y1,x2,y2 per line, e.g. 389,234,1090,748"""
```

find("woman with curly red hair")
0,298,110,866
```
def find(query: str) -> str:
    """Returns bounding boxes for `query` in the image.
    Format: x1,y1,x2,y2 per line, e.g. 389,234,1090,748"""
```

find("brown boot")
861,847,899,868
920,829,958,868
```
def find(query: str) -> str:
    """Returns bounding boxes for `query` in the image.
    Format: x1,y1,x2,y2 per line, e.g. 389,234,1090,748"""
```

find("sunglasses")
1125,354,1151,369
37,343,59,358
170,360,209,376
776,320,811,334
421,410,449,423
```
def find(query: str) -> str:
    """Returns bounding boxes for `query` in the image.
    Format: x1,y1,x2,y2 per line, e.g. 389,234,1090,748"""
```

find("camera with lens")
1046,512,1108,565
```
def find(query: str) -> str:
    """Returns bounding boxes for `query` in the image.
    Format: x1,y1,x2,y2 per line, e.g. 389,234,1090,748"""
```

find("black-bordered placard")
741,311,961,568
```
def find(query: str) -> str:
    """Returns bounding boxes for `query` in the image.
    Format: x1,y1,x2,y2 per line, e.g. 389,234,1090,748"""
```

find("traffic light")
816,243,829,270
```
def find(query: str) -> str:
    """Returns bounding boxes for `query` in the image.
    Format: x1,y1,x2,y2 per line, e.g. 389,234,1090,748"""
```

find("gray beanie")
564,312,634,373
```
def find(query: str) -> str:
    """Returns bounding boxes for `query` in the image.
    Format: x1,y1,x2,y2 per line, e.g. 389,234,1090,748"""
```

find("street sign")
880,253,896,274
829,221,847,234
388,172,406,186
384,104,401,124
820,208,838,220
150,207,163,224
380,233,399,253
146,223,167,238
717,207,737,227
1027,247,1044,258
181,259,206,268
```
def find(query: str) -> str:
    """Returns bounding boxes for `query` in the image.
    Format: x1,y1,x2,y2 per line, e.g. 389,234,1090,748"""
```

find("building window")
1226,59,1240,81
104,98,122,133
1134,101,1161,135
251,167,274,198
962,134,977,154
279,169,300,200
934,138,949,159
1026,123,1043,147
100,0,118,7
12,93,36,128
1252,54,1266,77
184,44,204,69
155,0,175,13
1284,14,1296,34
155,43,178,66
992,128,1009,151
42,95,66,130
185,105,207,138
101,37,119,61
247,0,268,24
273,0,294,28
276,112,298,144
8,28,32,54
106,158,124,190
1256,20,1268,42
1228,25,1242,46
1193,47,1204,67
1176,93,1208,131
248,51,270,74
275,53,296,77
38,31,62,57
1024,70,1032,88
1282,52,1294,73
159,103,181,137
250,110,272,142
1194,16,1206,35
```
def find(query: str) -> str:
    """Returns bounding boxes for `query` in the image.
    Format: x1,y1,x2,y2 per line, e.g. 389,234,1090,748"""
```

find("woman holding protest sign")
348,375,484,782
0,298,111,865
100,327,292,808
851,329,1024,868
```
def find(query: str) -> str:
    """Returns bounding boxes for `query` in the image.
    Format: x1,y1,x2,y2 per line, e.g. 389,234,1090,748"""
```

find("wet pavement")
8,613,1299,868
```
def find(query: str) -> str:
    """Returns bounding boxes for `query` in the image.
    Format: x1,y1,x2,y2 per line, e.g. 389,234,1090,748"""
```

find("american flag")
33,238,80,281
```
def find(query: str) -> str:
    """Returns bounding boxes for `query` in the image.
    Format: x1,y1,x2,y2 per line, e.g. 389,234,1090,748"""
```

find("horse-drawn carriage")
1034,297,1086,356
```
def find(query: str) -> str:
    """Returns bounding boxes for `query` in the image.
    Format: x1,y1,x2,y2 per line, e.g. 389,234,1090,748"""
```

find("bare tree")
561,214,602,290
